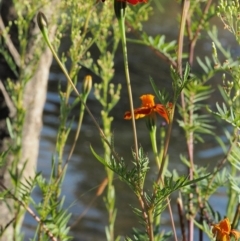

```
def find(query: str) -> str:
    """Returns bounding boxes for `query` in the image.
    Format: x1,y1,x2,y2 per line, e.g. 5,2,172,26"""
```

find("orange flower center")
212,218,240,241
140,94,155,108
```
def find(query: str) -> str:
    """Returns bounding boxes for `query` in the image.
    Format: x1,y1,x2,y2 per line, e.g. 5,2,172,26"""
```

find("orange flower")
124,94,170,123
212,218,240,241
117,0,147,5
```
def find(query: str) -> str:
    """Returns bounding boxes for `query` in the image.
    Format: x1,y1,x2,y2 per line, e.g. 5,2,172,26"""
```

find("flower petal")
154,104,169,123
230,229,240,240
218,218,231,234
140,94,155,107
212,227,230,241
124,107,152,119
212,218,231,241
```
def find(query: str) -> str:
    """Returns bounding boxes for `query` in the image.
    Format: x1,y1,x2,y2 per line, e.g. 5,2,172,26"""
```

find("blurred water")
22,1,238,240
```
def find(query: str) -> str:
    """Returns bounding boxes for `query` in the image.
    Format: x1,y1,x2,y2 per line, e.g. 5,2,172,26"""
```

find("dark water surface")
23,1,238,240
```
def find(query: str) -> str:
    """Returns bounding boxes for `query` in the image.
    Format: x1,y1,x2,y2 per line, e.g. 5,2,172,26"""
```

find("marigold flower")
212,218,240,241
124,94,170,123
117,0,147,5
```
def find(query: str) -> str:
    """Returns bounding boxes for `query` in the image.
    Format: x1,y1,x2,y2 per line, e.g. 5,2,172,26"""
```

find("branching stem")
0,183,58,241
118,9,139,163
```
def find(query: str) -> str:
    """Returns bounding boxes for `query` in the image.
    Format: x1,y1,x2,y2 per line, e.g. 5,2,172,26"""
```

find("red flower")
212,218,240,241
118,0,147,5
124,94,171,123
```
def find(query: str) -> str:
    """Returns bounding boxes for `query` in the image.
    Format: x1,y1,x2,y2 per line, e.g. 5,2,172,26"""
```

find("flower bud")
37,12,48,32
82,75,92,96
114,0,126,19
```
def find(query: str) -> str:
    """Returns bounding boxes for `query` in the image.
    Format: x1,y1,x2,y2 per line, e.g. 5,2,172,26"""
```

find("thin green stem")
188,0,213,64
232,203,240,229
177,1,193,240
118,10,139,162
105,168,116,241
147,210,154,241
0,183,58,241
147,113,177,241
148,125,162,229
39,19,120,164
101,83,116,241
149,125,160,168
137,194,154,241
177,0,190,76
37,20,124,228
60,93,88,180
156,106,175,183
41,28,79,96
40,95,87,215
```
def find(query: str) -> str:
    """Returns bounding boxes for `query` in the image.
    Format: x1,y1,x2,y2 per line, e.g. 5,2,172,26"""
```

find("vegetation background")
0,0,240,241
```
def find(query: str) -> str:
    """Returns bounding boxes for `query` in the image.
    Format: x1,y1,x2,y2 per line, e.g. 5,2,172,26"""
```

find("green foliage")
125,2,153,31
178,80,214,142
0,39,18,77
206,44,240,129
217,0,240,44
126,227,172,241
2,0,240,241
0,147,10,168
141,33,177,62
91,146,149,193
171,63,192,103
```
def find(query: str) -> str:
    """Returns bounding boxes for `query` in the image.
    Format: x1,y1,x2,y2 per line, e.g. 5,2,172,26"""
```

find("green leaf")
183,62,191,83
90,145,108,167
149,76,170,105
